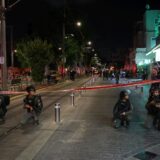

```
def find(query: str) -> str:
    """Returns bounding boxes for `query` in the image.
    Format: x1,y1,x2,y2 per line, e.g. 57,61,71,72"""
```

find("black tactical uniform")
21,85,41,125
113,91,132,128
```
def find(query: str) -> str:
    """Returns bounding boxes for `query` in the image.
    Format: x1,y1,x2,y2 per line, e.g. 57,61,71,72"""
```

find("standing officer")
21,85,43,125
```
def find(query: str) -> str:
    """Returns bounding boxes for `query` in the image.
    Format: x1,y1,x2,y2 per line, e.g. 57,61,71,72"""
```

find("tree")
16,38,54,82
64,37,82,67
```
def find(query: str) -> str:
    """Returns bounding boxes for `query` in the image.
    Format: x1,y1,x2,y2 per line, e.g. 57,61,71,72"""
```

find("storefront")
146,44,160,79
135,48,150,78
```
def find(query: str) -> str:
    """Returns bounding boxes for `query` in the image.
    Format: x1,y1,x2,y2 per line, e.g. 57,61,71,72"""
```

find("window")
151,37,156,48
155,18,159,25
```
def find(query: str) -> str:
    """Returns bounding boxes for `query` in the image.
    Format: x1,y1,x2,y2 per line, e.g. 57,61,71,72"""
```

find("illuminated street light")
14,49,17,53
76,21,82,27
58,47,62,51
70,34,74,37
87,41,92,45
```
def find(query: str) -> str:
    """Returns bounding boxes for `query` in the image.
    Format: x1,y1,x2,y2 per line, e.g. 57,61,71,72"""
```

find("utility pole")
0,0,21,89
0,0,7,90
61,0,66,78
10,26,14,67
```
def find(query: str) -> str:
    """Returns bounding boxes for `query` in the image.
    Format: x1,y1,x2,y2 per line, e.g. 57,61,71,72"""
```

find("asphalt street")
0,77,160,160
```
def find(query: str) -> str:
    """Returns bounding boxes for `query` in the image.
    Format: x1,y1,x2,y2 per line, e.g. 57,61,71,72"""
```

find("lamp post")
85,41,92,66
8,26,14,67
0,0,21,89
61,0,66,78
0,0,7,90
87,41,92,46
75,21,86,66
76,21,85,40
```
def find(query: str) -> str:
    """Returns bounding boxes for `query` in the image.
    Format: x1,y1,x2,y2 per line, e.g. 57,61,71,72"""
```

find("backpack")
0,96,7,117
4,95,10,106
33,95,43,114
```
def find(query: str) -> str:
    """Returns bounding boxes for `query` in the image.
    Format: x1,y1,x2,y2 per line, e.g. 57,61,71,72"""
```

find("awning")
146,44,160,56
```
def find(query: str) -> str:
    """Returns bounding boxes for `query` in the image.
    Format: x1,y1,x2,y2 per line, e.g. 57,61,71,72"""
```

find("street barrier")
55,103,60,123
1,79,160,95
74,79,158,91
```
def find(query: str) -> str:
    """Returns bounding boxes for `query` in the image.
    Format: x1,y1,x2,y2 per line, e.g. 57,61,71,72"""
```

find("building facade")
144,7,160,79
134,5,160,79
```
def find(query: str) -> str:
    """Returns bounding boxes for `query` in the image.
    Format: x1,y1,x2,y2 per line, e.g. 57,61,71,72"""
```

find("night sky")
6,0,160,63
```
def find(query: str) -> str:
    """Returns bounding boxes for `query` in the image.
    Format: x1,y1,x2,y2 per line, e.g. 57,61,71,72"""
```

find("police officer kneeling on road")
21,85,43,125
113,90,133,128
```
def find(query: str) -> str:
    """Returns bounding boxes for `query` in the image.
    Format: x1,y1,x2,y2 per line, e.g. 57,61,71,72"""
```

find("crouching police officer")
21,85,43,125
113,90,133,128
145,88,160,130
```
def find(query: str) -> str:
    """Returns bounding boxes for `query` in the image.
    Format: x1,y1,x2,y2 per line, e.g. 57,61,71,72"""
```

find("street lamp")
87,41,92,46
14,49,17,53
61,0,66,78
76,21,82,27
75,21,85,40
58,47,62,51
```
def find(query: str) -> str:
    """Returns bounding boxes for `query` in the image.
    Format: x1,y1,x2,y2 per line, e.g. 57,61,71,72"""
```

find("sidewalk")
1,77,160,160
15,78,160,160
0,75,96,160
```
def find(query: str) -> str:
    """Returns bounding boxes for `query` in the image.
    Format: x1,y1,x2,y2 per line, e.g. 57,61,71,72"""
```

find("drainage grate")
134,151,157,160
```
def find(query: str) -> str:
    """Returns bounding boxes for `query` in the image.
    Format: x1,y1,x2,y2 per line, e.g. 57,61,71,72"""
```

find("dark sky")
6,0,160,59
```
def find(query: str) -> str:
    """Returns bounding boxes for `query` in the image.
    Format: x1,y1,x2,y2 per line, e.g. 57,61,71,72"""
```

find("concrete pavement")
26,78,160,159
0,76,94,159
1,77,160,160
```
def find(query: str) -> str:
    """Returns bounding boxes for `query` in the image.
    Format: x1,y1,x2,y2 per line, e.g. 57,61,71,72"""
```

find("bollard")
84,84,86,92
82,86,85,93
79,89,82,96
90,80,92,86
80,87,83,94
141,86,143,93
92,77,95,83
135,85,138,90
71,92,75,106
55,103,60,123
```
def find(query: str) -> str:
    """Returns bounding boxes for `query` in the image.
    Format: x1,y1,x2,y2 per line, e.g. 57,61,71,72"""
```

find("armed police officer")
145,88,160,130
21,85,43,125
113,90,133,128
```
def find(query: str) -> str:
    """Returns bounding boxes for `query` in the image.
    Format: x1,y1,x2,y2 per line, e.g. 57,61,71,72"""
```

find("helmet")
126,89,131,95
120,90,128,99
26,85,36,92
152,88,159,92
